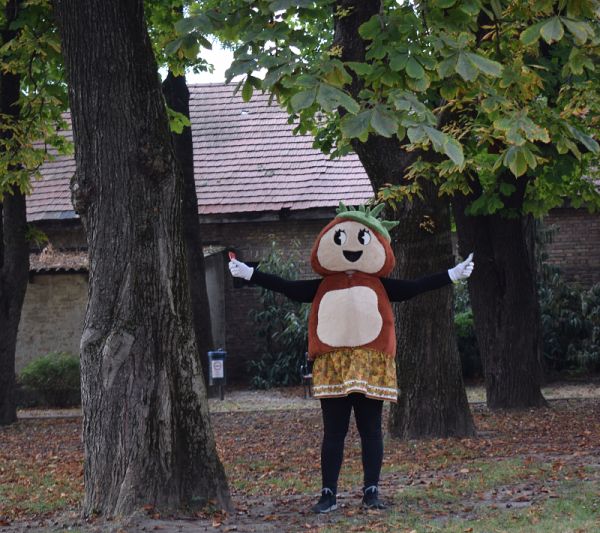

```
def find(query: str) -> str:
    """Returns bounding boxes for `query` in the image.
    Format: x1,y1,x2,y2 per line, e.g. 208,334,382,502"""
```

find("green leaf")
499,182,516,197
370,106,399,138
225,59,257,82
459,0,480,15
465,52,502,77
540,17,564,44
175,14,214,35
340,110,372,139
166,107,191,134
290,88,316,111
269,0,313,12
440,84,458,100
389,52,409,72
435,0,457,7
443,137,464,166
567,125,600,154
503,146,528,177
405,57,425,79
181,34,202,59
164,37,183,57
358,16,381,40
407,126,427,144
365,43,387,60
407,73,431,92
241,80,254,102
295,74,319,88
396,125,407,142
455,52,478,81
323,63,352,88
423,126,446,151
490,0,503,18
562,18,592,44
437,56,458,78
468,193,504,215
520,20,545,46
316,83,360,114
345,62,373,76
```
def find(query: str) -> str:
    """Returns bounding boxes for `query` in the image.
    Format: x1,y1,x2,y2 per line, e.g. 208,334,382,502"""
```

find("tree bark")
0,190,28,427
0,0,28,427
389,183,475,437
334,0,475,438
453,176,547,409
162,72,213,383
53,0,231,517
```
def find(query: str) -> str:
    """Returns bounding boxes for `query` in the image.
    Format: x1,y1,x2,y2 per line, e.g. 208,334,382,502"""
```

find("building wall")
201,217,329,380
16,272,88,373
35,219,87,251
204,250,227,349
543,208,600,286
18,208,600,380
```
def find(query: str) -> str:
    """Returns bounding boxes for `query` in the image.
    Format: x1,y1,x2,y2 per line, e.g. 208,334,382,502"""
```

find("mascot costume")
229,202,474,513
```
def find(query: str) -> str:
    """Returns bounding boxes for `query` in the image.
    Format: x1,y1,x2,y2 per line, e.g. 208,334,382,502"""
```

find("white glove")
448,252,474,283
228,259,254,281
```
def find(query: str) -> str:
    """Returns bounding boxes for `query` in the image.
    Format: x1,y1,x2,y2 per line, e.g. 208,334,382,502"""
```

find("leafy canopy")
0,0,70,197
0,0,213,202
169,0,600,217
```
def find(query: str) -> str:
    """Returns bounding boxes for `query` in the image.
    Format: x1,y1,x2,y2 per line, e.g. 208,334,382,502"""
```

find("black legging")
320,393,384,493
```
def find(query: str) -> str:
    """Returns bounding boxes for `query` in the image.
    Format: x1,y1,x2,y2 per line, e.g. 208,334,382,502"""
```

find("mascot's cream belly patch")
317,286,382,347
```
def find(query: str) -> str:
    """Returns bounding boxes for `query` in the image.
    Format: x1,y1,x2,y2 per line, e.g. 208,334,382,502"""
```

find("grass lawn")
0,386,599,532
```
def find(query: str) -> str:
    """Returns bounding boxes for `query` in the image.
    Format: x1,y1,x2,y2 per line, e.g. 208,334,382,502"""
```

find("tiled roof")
28,115,76,222
29,246,88,273
27,83,373,222
29,244,225,272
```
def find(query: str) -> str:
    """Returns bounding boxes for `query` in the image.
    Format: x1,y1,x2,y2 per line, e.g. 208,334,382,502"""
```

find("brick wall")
16,272,88,372
542,208,600,287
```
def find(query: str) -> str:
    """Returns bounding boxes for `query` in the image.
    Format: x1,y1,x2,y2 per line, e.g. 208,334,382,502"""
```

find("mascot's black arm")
249,270,451,304
250,270,321,303
381,272,452,302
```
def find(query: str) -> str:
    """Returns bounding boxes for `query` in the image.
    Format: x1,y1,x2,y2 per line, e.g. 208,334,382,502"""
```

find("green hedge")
19,352,81,407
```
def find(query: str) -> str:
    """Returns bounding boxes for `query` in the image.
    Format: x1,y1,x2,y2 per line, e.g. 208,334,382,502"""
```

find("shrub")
19,352,81,407
538,263,600,375
453,282,482,379
248,242,309,389
579,284,600,373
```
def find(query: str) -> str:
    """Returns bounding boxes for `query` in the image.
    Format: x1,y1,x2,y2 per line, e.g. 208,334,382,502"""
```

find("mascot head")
311,202,398,277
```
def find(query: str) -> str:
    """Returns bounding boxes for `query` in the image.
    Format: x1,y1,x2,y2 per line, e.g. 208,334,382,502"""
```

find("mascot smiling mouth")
343,250,363,262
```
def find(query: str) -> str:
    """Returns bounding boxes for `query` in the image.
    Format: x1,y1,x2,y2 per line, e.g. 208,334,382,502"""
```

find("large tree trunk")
453,176,546,409
54,0,230,517
390,183,475,437
334,0,475,438
0,0,28,427
162,72,213,383
0,191,28,426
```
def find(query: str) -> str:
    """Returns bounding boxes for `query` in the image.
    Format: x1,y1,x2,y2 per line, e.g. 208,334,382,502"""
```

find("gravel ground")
17,381,600,419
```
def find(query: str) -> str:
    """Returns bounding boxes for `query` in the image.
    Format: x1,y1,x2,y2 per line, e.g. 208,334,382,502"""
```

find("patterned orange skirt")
312,348,398,402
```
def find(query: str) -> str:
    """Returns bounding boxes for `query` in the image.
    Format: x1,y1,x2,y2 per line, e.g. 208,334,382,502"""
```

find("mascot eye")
358,228,371,245
333,229,347,246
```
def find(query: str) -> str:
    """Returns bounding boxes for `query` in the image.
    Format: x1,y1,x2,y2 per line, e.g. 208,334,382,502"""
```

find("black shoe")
312,488,337,513
362,485,386,510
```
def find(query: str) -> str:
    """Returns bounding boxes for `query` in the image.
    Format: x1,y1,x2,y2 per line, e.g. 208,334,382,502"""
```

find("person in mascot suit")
229,202,474,513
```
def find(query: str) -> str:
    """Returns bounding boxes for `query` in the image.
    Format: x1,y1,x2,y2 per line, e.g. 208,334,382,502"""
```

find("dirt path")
16,381,600,419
